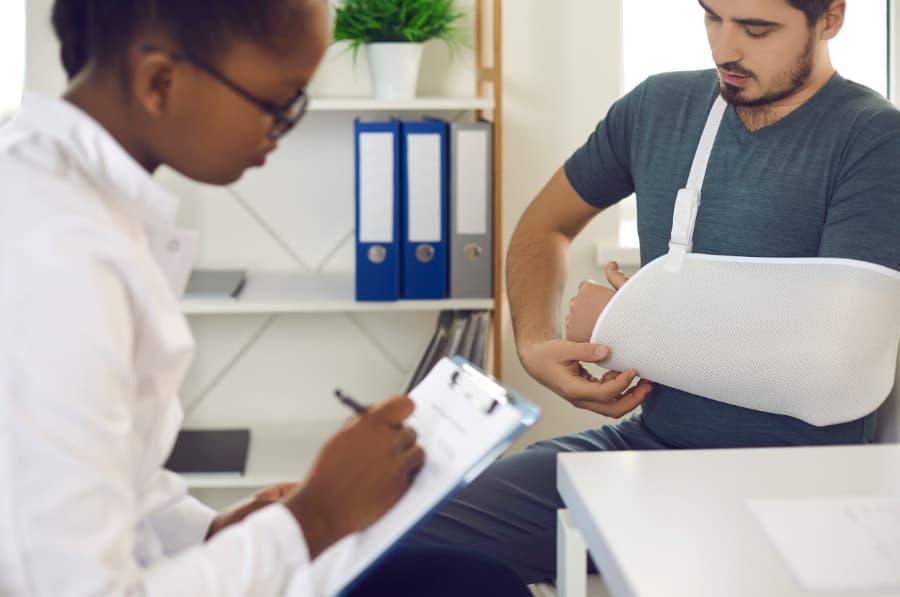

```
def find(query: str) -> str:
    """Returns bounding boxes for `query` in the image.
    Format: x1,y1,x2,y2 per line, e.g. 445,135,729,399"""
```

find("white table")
556,444,900,597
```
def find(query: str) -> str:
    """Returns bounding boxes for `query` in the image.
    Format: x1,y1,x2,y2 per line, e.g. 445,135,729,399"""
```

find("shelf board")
308,97,495,112
181,271,494,314
181,421,342,489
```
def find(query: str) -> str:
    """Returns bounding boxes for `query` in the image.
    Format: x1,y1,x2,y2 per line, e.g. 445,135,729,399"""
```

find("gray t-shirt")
565,70,900,448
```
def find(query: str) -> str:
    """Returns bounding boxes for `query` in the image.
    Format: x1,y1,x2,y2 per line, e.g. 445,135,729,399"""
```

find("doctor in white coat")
0,0,532,596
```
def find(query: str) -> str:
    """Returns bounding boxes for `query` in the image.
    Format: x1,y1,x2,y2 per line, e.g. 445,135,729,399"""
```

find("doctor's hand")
518,339,652,418
565,260,630,342
206,482,299,539
281,395,425,560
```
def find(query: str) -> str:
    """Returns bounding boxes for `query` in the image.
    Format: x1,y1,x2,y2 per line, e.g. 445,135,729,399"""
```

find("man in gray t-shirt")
409,0,900,583
565,67,900,449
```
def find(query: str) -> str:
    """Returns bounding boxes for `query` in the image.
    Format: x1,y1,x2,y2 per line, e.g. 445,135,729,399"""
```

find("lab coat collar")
16,91,181,224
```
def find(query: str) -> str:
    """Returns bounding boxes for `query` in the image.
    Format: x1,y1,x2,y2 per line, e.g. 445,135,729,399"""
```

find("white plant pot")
365,42,424,99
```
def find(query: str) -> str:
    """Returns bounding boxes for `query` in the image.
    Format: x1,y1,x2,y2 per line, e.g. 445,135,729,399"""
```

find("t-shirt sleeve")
564,80,644,209
819,109,900,272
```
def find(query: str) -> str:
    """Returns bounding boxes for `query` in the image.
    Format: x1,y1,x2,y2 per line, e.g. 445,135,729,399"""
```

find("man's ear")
130,50,177,119
820,0,846,41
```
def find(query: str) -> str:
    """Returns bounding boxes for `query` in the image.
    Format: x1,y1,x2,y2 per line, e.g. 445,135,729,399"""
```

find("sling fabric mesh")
591,254,900,426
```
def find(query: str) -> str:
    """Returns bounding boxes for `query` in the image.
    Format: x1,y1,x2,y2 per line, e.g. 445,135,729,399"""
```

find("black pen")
334,388,368,414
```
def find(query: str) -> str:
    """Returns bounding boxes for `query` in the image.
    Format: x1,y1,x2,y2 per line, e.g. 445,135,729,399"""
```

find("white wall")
500,1,627,450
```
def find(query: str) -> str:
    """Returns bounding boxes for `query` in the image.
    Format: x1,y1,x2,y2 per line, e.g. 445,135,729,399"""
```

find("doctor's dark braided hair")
51,0,322,80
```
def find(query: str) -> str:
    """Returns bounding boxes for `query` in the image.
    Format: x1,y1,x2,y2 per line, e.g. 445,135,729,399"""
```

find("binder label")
407,134,443,242
455,130,489,235
359,132,395,243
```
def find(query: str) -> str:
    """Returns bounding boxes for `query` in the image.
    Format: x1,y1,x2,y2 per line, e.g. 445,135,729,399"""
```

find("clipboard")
306,356,541,596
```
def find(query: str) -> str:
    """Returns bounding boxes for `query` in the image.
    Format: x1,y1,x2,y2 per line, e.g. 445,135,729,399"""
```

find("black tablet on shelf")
165,428,251,476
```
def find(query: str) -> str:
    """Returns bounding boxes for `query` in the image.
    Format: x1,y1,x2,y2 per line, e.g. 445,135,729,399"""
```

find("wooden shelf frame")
475,0,504,380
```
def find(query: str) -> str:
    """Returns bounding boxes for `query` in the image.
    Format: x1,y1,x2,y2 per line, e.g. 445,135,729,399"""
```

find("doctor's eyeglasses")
139,44,309,141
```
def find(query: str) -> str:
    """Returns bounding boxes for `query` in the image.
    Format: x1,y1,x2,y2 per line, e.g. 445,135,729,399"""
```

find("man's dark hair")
786,0,834,26
51,0,315,80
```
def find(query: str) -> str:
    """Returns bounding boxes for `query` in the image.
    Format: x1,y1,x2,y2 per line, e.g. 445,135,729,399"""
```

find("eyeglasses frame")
139,44,309,140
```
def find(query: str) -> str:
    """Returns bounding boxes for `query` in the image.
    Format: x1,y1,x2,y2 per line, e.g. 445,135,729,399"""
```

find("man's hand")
565,261,629,342
566,281,615,342
518,338,652,418
522,261,651,418
281,395,424,559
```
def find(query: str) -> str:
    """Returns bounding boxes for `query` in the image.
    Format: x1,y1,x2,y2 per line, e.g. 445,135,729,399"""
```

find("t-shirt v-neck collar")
721,72,842,145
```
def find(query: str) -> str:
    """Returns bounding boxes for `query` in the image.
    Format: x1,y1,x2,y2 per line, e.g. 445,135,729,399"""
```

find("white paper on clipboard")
304,357,540,596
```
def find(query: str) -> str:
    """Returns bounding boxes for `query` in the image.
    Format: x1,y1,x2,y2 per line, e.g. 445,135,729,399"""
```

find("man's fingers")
369,395,415,425
633,378,654,398
570,377,649,418
565,341,610,363
606,260,629,290
598,386,648,418
578,278,600,291
563,368,637,402
600,370,621,383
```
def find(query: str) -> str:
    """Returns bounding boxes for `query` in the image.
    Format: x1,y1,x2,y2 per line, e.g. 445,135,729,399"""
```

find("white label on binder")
359,132,394,243
407,134,442,242
456,130,488,235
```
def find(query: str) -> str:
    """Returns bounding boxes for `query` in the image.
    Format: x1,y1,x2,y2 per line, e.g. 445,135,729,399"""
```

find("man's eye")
745,26,771,38
704,13,722,24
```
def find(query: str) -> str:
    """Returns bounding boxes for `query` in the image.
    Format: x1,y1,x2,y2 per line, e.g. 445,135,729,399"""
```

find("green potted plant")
333,0,467,99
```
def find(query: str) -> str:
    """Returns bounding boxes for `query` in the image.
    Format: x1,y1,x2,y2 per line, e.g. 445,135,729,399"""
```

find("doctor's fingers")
394,425,418,451
403,444,426,485
368,394,416,426
606,261,629,290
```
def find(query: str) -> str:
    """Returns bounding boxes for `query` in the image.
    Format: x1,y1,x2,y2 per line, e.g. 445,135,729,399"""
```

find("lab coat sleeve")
143,469,217,555
5,240,312,597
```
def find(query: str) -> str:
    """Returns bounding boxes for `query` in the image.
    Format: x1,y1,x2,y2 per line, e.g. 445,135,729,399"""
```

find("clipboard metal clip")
449,363,510,414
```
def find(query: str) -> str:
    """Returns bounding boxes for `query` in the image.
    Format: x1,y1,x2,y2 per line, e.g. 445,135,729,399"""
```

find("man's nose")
710,25,743,67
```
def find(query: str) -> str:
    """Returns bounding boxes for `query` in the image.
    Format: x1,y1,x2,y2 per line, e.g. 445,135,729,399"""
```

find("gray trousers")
406,415,669,584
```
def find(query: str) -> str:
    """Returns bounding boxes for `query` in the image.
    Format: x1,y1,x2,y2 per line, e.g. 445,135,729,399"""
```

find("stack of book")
405,309,492,393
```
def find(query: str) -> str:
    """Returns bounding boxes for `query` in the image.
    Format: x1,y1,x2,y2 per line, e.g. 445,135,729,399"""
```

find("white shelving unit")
168,0,504,499
309,97,494,111
181,271,493,315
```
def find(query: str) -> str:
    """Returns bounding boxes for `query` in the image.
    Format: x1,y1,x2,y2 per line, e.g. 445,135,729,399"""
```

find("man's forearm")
506,221,571,352
507,165,603,355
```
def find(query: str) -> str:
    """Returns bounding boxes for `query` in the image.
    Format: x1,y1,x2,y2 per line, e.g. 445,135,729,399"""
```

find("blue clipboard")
309,357,541,595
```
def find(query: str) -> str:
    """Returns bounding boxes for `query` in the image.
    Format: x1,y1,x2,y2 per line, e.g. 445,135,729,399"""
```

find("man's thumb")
572,342,609,363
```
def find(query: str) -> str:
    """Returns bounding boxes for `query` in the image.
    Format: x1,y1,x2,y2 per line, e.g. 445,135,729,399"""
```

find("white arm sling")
590,96,900,426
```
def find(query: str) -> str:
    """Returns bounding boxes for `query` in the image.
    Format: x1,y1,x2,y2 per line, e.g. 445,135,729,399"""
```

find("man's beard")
719,32,816,107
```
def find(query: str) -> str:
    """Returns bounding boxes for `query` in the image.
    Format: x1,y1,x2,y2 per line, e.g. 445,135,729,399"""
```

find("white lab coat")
0,93,315,596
